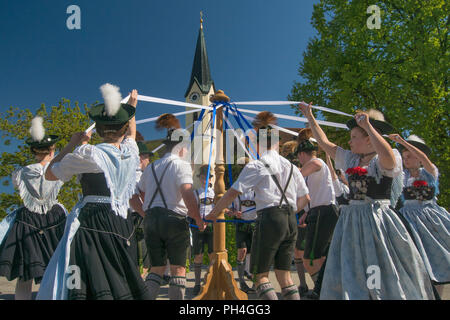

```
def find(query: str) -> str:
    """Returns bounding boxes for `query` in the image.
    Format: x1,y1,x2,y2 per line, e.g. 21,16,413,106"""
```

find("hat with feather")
295,128,318,154
25,116,60,148
156,113,183,146
398,135,431,156
252,111,279,142
88,83,135,125
346,109,394,135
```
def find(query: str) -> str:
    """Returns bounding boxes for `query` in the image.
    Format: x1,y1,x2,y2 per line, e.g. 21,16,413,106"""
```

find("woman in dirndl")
37,84,150,300
0,117,67,300
388,133,449,297
298,102,435,300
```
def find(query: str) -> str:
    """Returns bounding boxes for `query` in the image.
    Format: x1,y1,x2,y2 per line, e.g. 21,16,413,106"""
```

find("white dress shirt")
194,186,215,219
232,150,309,212
138,153,193,216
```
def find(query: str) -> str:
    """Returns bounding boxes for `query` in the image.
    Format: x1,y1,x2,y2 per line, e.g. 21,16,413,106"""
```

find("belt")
348,197,391,206
150,206,187,219
403,200,434,206
257,204,293,215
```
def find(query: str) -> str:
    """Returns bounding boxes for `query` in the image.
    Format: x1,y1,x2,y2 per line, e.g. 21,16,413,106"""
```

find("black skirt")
67,203,151,300
0,204,66,284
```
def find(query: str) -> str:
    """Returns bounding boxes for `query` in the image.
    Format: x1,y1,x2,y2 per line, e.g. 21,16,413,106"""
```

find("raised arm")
126,89,138,141
205,188,241,222
325,153,338,181
355,112,395,170
45,131,91,181
297,102,338,159
388,134,435,176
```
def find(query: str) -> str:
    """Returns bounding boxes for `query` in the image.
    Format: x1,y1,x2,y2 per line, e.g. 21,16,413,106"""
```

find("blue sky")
0,0,319,193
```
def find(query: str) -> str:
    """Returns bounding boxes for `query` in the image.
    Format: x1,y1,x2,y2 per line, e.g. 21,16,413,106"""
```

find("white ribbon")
233,100,353,117
223,113,257,160
235,107,348,129
85,94,349,132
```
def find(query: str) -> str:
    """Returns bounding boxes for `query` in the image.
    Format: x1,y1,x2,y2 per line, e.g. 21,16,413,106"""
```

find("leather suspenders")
260,159,294,208
148,162,171,209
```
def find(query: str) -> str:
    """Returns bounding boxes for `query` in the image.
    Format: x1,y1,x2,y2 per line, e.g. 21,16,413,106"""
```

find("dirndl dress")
320,147,435,300
0,163,67,284
399,167,450,284
36,139,150,300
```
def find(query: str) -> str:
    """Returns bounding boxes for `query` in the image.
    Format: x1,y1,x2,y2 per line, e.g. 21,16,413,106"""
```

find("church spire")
185,12,214,98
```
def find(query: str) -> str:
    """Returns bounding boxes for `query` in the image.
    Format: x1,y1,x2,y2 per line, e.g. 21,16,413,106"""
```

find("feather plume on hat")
366,109,385,121
252,111,277,129
406,134,426,144
156,113,181,130
100,83,122,117
30,116,45,142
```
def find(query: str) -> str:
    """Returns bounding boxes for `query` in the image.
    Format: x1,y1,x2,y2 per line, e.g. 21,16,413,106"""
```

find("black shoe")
192,284,201,296
298,286,309,297
240,281,255,293
244,271,253,281
306,291,320,300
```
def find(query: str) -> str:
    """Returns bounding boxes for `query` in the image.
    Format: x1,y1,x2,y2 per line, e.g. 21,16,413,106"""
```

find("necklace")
358,151,376,159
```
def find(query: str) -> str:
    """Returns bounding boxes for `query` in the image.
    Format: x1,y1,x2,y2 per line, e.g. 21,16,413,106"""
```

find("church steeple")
185,12,214,98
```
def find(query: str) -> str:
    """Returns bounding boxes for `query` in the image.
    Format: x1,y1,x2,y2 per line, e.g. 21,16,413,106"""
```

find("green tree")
0,99,100,218
290,0,449,208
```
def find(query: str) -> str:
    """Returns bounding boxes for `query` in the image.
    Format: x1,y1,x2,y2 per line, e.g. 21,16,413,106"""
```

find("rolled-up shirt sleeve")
175,161,194,188
51,144,102,182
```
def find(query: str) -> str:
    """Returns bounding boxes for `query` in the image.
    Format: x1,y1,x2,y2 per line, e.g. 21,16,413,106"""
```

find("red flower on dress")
346,167,368,176
412,180,428,187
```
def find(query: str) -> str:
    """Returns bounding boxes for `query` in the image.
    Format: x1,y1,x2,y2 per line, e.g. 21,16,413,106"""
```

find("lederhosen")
144,162,190,267
250,160,297,275
190,189,214,255
235,194,256,250
302,175,339,261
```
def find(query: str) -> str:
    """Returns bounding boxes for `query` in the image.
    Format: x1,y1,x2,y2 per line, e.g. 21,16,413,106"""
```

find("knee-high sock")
281,284,300,300
145,273,162,300
313,258,327,295
245,254,251,274
294,258,308,289
194,263,202,285
15,279,33,300
256,282,278,300
169,276,186,300
237,260,245,283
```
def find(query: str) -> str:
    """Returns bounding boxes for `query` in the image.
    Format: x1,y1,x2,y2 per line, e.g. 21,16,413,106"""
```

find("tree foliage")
290,0,449,208
0,99,100,218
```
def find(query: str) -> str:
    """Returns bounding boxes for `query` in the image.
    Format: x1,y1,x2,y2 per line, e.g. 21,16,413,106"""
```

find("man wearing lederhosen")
206,111,310,300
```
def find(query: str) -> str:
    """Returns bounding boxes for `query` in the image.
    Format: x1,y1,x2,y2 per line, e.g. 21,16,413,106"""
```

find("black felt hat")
397,135,431,156
88,83,135,125
26,135,60,148
88,103,135,125
346,109,394,135
26,116,60,148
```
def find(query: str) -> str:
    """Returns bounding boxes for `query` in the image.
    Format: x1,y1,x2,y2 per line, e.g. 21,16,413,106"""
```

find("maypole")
194,90,247,300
